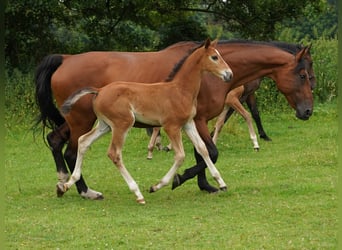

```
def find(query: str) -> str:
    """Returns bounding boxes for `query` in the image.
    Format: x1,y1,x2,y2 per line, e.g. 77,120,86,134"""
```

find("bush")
5,70,37,128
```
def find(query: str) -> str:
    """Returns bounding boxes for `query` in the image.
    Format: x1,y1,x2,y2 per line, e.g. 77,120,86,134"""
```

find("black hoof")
220,186,228,192
149,186,156,193
199,185,219,193
261,135,272,141
163,146,171,152
95,194,105,200
254,148,260,152
172,174,181,190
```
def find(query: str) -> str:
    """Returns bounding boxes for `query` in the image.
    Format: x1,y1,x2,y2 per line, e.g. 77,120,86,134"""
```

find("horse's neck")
219,44,291,84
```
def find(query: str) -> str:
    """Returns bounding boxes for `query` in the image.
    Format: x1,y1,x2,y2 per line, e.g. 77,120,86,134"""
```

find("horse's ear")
307,43,312,52
295,47,308,62
204,38,211,49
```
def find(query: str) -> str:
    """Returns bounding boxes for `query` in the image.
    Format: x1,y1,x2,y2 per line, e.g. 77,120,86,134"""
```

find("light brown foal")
59,39,233,204
146,82,260,159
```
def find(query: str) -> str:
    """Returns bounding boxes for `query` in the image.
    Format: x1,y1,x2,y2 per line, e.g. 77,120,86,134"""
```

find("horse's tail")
60,88,98,115
34,54,65,130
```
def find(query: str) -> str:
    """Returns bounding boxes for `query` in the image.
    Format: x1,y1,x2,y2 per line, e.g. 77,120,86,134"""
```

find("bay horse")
147,42,316,157
58,39,232,204
35,40,314,199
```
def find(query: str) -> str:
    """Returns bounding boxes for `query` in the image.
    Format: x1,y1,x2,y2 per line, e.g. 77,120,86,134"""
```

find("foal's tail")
60,88,98,115
34,54,65,130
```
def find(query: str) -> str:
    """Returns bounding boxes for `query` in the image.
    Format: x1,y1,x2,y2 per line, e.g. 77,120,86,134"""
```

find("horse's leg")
61,120,110,195
46,122,70,194
172,119,220,193
108,124,145,204
147,127,161,160
212,105,229,144
246,94,272,141
183,120,227,190
63,117,104,200
150,127,184,192
229,98,260,151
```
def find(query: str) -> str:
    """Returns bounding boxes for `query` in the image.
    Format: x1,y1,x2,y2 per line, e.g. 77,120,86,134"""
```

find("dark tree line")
5,0,336,71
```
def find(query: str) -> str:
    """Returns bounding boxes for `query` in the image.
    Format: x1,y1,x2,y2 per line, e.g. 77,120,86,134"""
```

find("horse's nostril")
305,109,312,116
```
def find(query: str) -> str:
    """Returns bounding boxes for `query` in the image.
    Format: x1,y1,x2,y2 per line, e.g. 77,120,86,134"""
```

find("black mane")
165,42,204,82
218,39,304,55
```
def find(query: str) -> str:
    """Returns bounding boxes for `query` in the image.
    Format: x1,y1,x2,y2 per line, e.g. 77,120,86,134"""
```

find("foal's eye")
300,74,306,80
211,55,218,61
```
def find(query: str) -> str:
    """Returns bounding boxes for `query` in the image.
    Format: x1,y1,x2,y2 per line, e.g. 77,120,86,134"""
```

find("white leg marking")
64,120,110,192
150,129,184,192
183,120,227,189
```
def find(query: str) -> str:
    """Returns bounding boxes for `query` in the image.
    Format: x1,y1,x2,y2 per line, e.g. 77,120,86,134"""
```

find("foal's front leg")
108,126,145,204
150,128,185,192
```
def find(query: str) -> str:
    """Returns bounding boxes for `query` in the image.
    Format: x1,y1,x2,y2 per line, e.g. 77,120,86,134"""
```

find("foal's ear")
204,38,211,49
211,39,219,47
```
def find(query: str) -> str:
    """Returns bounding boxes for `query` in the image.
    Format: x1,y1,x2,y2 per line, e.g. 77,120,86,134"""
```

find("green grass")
5,102,337,249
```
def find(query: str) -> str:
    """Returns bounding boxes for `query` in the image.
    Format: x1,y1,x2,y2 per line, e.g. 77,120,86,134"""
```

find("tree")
5,0,326,70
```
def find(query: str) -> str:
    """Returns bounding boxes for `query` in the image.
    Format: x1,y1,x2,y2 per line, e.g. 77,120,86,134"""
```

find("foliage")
275,0,337,41
5,102,337,249
5,0,332,70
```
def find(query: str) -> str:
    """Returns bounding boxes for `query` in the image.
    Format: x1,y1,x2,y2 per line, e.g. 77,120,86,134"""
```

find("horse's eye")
300,74,306,79
211,55,218,61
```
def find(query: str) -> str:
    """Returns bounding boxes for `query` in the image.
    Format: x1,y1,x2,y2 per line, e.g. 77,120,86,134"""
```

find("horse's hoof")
199,185,219,193
80,189,104,200
171,174,181,190
149,186,156,193
163,146,171,152
137,198,146,204
56,183,65,197
94,194,104,200
220,186,228,192
254,147,260,152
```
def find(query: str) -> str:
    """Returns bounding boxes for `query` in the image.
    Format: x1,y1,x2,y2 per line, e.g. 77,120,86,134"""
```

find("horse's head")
202,38,233,82
271,46,314,120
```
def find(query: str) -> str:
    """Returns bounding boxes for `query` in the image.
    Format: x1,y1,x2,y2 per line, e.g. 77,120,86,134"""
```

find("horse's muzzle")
296,107,313,120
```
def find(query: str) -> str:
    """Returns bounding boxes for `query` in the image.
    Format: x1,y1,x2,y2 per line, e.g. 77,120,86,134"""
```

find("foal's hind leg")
229,98,260,151
212,105,229,144
61,120,110,195
108,124,145,204
183,120,227,190
147,127,161,160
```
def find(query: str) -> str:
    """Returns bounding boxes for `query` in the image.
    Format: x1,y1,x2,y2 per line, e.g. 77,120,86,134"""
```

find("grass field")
5,102,337,249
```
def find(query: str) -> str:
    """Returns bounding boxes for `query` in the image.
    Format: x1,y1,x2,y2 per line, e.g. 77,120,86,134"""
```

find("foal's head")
201,38,233,82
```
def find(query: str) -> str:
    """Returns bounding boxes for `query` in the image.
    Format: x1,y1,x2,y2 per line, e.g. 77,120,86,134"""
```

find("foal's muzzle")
223,71,233,82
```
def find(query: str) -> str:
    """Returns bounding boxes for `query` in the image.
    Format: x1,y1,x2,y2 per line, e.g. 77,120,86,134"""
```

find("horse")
35,40,314,199
147,42,316,157
57,39,232,204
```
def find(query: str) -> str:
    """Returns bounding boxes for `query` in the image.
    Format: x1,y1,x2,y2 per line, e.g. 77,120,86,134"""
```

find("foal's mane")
165,42,204,82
